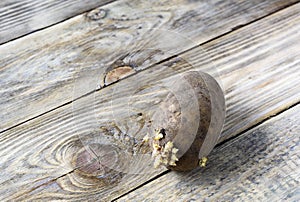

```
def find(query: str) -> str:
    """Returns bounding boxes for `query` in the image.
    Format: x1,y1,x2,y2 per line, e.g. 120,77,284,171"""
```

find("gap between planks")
0,0,118,45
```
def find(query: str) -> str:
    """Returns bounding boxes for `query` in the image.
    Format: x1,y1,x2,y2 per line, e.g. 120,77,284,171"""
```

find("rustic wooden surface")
1,0,299,132
118,105,300,202
0,0,116,44
0,0,300,201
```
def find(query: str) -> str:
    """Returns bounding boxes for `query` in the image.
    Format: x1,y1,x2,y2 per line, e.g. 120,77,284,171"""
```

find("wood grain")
0,0,116,44
1,3,300,201
1,0,299,132
118,105,300,202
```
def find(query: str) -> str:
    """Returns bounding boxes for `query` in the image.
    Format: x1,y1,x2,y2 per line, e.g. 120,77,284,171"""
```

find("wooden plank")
1,0,299,132
1,3,300,201
118,104,300,202
0,0,116,44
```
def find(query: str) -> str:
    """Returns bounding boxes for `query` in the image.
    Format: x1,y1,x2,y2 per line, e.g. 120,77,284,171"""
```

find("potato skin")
150,71,224,171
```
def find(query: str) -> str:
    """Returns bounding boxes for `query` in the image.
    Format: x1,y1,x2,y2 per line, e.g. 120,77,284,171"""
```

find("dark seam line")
215,100,300,148
0,89,96,134
0,0,117,46
111,170,171,202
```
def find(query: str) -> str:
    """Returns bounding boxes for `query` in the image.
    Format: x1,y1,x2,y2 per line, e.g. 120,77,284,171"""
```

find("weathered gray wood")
1,0,299,132
118,104,300,202
0,0,116,44
0,3,300,201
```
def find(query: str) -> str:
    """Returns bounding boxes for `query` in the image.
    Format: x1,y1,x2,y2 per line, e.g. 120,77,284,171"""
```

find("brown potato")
149,71,225,171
